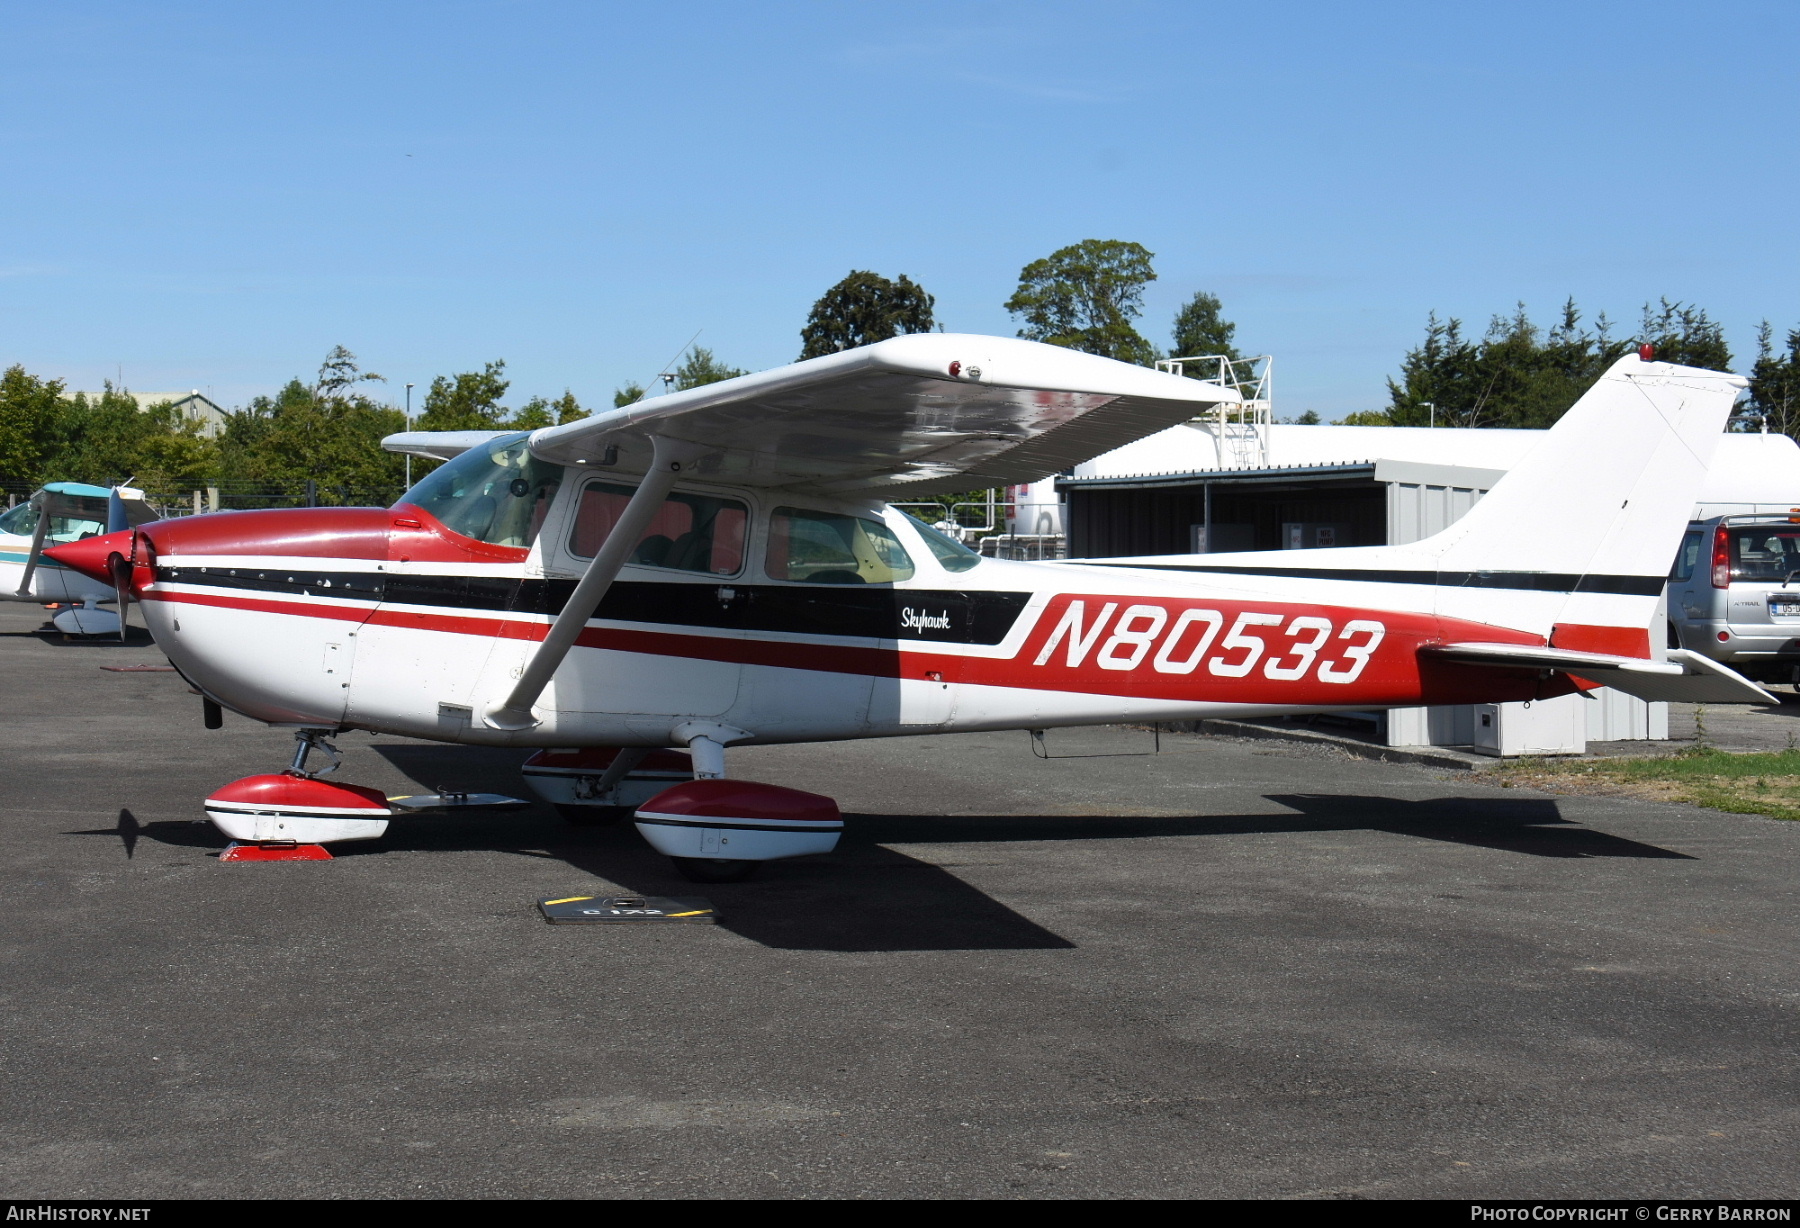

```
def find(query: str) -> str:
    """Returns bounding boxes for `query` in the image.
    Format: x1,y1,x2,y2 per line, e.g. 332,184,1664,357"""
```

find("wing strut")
13,489,60,597
484,436,712,731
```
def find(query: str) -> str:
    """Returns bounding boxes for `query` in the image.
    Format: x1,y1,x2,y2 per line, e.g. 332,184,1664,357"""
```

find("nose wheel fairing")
204,773,392,846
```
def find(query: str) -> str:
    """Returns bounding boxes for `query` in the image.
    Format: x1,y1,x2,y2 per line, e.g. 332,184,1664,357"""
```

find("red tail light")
1711,523,1732,588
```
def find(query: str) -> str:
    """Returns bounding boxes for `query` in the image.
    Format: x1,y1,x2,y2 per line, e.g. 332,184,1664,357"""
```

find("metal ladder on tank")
1156,354,1274,470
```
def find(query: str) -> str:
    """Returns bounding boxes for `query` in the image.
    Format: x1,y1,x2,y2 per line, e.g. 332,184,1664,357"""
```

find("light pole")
404,383,415,488
1422,401,1436,428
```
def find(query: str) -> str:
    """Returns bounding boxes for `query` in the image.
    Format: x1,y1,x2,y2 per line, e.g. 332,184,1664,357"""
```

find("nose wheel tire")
672,857,760,883
555,804,632,826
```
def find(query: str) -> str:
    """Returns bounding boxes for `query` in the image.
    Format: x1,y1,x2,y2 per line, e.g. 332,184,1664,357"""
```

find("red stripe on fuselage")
145,584,1564,708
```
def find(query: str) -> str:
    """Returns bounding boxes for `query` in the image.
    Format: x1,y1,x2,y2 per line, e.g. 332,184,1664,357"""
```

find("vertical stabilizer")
1422,355,1744,646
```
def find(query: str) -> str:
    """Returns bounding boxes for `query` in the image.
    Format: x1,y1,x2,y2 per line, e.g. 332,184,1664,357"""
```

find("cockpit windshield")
396,432,562,549
0,497,108,543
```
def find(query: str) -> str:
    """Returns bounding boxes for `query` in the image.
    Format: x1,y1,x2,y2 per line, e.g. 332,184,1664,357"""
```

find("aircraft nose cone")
43,529,134,586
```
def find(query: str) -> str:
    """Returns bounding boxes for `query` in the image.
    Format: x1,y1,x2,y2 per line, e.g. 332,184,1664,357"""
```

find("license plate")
1772,599,1800,617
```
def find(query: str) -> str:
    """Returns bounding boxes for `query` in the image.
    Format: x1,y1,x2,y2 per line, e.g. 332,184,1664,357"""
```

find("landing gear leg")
670,730,759,881
288,728,342,778
658,723,762,881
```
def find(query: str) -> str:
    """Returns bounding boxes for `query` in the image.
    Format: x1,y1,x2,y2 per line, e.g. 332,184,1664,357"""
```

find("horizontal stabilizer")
1424,643,1777,706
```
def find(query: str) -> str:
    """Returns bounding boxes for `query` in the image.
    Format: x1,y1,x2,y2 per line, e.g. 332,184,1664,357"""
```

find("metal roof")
1058,461,1378,491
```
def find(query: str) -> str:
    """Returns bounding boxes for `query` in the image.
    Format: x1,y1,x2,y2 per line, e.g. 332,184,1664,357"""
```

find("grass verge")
1494,747,1800,820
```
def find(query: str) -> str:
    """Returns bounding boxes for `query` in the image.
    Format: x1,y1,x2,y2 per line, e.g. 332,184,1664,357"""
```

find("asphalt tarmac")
3,602,1797,1200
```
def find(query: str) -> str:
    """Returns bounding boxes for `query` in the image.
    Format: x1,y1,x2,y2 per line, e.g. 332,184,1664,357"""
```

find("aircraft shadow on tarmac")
4,619,158,647
70,744,1693,953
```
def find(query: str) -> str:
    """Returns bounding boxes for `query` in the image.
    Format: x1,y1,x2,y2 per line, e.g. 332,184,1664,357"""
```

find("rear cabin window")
569,481,747,575
1727,527,1800,583
1671,529,1703,582
766,507,915,584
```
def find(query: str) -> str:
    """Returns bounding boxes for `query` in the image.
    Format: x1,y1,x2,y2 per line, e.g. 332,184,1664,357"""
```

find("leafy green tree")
1169,291,1240,368
1293,410,1320,425
551,390,585,424
1383,298,1729,429
673,347,745,390
218,376,405,501
614,382,646,408
1333,409,1394,426
798,270,936,360
0,365,67,484
1005,239,1158,365
315,344,386,402
417,360,510,431
215,350,405,502
1638,298,1731,370
51,384,218,490
1748,321,1800,438
508,391,586,430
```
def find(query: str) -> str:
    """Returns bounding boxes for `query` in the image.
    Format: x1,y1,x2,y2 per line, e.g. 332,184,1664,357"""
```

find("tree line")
6,243,1800,506
1365,298,1794,431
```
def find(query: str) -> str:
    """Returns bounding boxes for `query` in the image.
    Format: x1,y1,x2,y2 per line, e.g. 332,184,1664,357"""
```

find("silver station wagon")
1670,513,1800,692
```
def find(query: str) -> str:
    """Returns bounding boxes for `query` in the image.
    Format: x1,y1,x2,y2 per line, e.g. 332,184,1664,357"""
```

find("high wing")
449,334,1235,497
382,430,518,463
1423,643,1777,705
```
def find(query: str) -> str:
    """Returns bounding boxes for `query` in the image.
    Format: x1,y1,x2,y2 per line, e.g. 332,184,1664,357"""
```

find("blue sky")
2,0,1795,416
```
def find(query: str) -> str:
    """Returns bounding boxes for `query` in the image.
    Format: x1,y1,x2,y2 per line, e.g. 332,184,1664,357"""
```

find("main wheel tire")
672,857,760,883
555,803,632,826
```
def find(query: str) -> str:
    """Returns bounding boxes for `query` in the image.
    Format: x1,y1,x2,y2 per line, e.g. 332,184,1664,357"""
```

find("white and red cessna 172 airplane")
47,335,1768,878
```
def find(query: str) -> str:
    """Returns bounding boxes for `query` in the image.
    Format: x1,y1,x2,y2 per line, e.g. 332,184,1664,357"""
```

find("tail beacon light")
633,780,842,862
1712,523,1733,588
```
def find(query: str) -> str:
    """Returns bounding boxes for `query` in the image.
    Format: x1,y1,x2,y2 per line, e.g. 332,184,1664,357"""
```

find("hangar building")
1037,420,1800,754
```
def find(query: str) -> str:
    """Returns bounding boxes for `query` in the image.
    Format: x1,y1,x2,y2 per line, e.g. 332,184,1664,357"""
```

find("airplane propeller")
105,487,133,642
107,549,132,642
105,487,129,535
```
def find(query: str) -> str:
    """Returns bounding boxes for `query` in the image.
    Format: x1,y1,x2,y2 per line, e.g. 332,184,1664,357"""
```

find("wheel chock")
220,841,333,862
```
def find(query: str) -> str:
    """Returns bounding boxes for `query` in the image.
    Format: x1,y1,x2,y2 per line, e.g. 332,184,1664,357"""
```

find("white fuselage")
133,477,1587,748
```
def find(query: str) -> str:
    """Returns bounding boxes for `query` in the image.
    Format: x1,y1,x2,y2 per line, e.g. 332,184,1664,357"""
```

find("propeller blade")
108,550,131,642
106,487,129,534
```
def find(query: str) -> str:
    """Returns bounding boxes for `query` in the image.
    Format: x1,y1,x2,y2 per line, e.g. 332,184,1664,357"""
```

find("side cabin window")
767,507,915,584
398,432,561,549
1671,529,1703,582
569,480,748,576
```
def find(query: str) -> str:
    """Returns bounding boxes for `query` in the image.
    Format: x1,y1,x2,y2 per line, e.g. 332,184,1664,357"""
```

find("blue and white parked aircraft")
1,482,154,635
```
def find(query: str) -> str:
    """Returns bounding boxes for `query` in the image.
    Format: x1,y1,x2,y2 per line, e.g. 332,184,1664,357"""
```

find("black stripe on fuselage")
153,565,1032,645
1082,561,1665,597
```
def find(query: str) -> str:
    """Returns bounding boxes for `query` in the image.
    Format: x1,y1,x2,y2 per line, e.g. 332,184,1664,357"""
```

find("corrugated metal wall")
1386,481,1486,547
1380,475,1666,749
